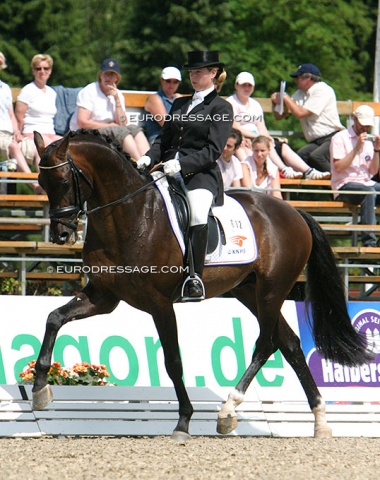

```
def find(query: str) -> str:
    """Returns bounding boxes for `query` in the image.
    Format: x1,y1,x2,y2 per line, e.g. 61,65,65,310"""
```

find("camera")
366,134,376,142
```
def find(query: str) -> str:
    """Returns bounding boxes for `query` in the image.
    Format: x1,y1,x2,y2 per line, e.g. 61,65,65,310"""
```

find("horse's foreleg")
32,286,119,410
152,303,193,442
276,315,332,438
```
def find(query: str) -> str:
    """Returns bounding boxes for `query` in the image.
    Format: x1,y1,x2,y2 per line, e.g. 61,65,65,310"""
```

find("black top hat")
183,51,225,70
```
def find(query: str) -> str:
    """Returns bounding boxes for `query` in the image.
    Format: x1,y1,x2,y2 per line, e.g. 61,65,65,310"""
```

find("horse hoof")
32,384,53,410
314,425,333,439
170,430,192,443
217,413,238,435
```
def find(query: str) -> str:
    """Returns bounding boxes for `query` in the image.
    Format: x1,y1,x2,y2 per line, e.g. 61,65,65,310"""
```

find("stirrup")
181,274,205,302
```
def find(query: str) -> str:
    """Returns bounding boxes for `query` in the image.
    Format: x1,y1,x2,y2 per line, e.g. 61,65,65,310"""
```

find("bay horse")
33,130,371,441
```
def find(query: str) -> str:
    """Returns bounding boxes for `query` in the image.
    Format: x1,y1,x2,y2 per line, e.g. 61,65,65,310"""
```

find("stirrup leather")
181,274,205,302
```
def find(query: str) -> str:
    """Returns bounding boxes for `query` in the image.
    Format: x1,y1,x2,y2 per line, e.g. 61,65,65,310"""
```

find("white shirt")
17,82,57,134
226,93,263,134
242,155,279,194
292,81,344,142
70,81,126,130
0,80,13,133
187,85,215,113
217,155,243,187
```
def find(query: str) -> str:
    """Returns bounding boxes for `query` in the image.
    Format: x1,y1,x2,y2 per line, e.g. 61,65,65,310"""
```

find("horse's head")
35,131,91,245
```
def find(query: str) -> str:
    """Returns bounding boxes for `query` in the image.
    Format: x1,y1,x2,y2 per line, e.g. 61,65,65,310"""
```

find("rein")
84,173,166,215
41,153,166,229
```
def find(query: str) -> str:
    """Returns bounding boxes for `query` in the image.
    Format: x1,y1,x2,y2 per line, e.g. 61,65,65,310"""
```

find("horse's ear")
34,131,45,157
56,131,71,160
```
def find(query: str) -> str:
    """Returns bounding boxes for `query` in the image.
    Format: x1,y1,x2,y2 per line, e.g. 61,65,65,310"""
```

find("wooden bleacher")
1,172,380,298
2,92,380,297
11,87,380,118
1,177,372,242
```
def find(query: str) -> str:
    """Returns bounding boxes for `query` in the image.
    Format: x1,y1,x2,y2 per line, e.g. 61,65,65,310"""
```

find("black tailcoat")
147,89,233,206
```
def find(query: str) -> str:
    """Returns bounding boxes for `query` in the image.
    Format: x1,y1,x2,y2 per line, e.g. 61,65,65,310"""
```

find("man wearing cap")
70,58,150,159
144,66,182,144
271,63,344,172
330,105,380,247
229,70,330,180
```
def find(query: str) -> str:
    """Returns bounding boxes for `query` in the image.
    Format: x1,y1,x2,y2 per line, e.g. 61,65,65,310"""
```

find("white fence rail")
1,385,379,438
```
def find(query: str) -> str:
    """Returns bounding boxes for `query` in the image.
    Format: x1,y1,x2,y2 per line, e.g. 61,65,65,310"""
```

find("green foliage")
122,0,233,91
224,0,375,100
46,286,62,296
0,0,378,99
0,276,21,295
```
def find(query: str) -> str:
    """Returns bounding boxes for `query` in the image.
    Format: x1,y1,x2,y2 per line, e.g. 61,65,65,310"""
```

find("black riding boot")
182,224,208,301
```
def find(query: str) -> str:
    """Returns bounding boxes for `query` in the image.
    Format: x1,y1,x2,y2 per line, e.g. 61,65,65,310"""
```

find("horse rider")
137,50,233,301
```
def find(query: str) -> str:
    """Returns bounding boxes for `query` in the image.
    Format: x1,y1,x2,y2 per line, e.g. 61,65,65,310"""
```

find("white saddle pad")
152,172,257,266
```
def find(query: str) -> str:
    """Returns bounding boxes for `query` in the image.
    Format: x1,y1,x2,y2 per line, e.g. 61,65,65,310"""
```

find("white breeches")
186,189,213,226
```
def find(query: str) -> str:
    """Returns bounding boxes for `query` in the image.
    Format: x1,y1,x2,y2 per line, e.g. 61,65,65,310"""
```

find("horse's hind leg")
276,314,332,438
217,283,283,435
32,283,119,410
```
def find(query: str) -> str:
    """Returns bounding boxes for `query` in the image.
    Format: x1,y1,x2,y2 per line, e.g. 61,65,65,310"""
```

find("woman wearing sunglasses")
144,66,182,144
15,53,61,164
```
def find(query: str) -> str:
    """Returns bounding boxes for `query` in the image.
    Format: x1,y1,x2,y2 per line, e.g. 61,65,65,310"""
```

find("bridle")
39,152,165,231
39,153,92,231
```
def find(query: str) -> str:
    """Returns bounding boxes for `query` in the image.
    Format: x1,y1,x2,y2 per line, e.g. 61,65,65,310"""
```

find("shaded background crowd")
0,0,378,140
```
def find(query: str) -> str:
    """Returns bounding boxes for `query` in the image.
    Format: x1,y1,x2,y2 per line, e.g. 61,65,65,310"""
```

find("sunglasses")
164,79,180,84
34,67,50,71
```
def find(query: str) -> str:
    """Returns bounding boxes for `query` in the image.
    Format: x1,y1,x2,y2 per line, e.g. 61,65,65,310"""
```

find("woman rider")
137,50,233,301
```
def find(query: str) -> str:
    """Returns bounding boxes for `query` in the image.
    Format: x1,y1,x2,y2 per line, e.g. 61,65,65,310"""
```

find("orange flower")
73,364,87,373
19,360,114,386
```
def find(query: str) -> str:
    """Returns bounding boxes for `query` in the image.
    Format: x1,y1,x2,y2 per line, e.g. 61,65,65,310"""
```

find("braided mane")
69,128,132,163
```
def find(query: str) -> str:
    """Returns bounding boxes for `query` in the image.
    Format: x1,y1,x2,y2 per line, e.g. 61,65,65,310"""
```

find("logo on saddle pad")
153,173,257,266
230,235,248,247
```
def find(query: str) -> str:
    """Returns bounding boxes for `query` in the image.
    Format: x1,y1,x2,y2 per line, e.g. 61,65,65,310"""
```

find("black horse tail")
297,209,373,366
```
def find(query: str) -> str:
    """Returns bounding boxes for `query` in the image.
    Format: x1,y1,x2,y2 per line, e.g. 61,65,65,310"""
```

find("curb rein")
39,153,165,231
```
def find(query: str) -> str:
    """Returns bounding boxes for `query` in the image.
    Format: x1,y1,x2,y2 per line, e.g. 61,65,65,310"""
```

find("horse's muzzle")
50,219,78,245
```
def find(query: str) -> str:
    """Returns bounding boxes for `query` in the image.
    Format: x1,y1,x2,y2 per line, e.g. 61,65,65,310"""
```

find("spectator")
217,128,247,187
136,50,233,301
144,66,182,144
70,58,150,160
330,105,380,247
241,135,282,199
0,51,42,193
15,54,62,165
271,63,344,172
228,71,329,180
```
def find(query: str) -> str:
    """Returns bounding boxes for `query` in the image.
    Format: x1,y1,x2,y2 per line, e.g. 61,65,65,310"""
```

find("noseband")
39,153,92,231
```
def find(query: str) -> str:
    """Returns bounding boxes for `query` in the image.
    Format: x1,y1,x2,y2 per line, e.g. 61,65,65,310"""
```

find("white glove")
164,159,181,176
136,155,151,170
